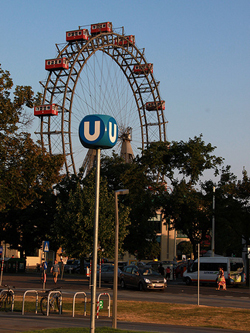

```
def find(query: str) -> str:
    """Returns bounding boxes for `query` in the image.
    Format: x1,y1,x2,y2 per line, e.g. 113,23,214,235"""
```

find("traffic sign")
43,241,49,252
79,114,118,149
0,247,3,255
99,300,104,309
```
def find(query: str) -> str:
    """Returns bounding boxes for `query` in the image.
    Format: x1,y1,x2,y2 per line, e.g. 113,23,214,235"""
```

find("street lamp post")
212,186,215,257
112,189,129,329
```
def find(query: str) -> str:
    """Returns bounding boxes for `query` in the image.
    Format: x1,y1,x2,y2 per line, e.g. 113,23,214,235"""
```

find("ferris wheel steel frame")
38,29,167,175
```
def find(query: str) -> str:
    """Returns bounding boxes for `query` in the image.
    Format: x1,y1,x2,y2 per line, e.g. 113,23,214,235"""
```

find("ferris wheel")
35,22,167,176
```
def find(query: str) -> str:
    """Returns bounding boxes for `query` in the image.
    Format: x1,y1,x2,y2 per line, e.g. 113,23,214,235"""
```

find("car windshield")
140,267,160,276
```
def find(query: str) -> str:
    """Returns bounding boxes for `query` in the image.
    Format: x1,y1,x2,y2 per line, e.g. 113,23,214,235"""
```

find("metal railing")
72,291,87,317
96,292,110,319
22,290,39,315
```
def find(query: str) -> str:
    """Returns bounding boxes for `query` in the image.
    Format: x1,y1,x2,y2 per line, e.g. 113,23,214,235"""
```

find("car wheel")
186,277,192,286
120,279,126,289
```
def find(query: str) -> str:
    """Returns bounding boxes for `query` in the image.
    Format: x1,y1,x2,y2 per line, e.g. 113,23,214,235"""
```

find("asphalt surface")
0,273,249,333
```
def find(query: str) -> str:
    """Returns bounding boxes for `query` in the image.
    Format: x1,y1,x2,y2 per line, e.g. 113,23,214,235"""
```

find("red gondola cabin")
114,35,135,46
146,101,165,111
133,63,153,75
91,22,112,36
66,29,89,42
34,104,58,117
45,58,69,71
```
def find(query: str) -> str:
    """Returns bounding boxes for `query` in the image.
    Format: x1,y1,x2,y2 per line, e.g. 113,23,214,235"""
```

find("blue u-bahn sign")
79,114,118,149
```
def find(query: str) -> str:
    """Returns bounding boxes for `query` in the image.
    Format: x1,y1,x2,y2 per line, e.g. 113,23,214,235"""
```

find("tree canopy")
0,65,64,254
54,171,131,259
0,65,64,212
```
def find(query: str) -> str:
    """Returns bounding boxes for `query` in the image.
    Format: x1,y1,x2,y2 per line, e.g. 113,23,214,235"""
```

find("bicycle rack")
22,290,39,315
96,292,110,319
46,290,62,316
72,291,87,317
0,289,15,312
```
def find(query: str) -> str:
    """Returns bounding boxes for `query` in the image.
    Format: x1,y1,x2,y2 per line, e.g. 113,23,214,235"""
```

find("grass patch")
8,297,250,332
22,329,152,333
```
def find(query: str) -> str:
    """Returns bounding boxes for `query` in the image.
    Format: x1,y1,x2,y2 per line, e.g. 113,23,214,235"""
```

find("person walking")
216,267,226,290
51,259,60,284
166,266,171,281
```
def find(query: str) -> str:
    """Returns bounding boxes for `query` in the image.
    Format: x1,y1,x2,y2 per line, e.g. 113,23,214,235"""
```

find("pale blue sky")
1,0,249,181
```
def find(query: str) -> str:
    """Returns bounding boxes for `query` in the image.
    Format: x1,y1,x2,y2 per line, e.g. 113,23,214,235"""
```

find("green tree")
142,136,224,259
214,167,250,257
54,171,131,259
0,65,64,254
100,153,163,259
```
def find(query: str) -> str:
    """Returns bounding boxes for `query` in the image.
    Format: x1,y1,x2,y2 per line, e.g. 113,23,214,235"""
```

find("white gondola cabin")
66,29,89,42
34,104,58,117
91,22,112,36
133,63,153,75
114,35,135,46
146,101,165,111
45,58,69,71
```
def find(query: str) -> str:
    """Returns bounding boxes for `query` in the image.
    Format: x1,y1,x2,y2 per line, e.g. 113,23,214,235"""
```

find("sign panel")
0,247,2,255
43,241,49,252
79,114,118,149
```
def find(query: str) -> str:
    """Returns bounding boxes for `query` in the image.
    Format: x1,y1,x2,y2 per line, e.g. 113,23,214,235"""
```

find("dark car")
64,259,80,273
120,265,166,291
97,264,122,283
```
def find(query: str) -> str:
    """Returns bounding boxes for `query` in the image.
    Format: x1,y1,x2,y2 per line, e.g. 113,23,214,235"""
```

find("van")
183,256,245,286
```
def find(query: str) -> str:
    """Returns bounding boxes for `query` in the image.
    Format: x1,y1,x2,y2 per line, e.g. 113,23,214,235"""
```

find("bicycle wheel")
0,294,6,310
4,294,13,312
40,297,48,315
55,296,62,314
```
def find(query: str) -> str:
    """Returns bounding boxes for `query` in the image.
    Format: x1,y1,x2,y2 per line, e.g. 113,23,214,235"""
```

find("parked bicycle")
0,285,14,311
40,287,62,315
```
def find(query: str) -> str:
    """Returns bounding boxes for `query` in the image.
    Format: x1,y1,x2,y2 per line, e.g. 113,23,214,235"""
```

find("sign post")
43,241,49,290
0,245,4,286
79,114,118,333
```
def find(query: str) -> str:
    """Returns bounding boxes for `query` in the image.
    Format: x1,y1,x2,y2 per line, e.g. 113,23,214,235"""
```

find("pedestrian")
158,263,164,276
166,266,171,281
51,259,60,284
216,267,226,290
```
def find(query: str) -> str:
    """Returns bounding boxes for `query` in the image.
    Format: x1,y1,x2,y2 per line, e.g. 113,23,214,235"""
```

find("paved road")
0,273,249,333
4,272,249,309
0,312,249,333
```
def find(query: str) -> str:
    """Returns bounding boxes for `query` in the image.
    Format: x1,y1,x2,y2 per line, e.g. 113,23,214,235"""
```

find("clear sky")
1,0,249,181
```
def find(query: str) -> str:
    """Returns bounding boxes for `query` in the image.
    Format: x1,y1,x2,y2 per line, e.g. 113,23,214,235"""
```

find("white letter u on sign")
109,122,117,143
84,121,100,141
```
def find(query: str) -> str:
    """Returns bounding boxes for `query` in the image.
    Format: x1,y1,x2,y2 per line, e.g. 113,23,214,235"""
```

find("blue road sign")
0,247,2,255
43,241,49,252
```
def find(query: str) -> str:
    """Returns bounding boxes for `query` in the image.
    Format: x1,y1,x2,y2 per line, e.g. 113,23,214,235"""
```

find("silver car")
120,265,166,291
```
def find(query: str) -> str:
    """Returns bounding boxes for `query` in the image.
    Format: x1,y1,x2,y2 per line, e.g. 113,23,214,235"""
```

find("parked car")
97,264,122,283
174,262,188,278
120,265,166,291
64,259,80,273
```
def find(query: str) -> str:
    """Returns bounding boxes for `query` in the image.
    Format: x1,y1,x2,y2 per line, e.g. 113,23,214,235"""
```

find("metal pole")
112,192,119,329
90,148,101,333
212,186,215,257
112,189,129,329
198,243,200,306
0,244,5,286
